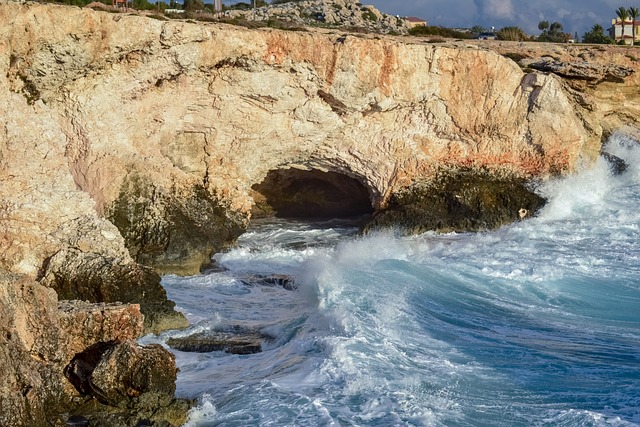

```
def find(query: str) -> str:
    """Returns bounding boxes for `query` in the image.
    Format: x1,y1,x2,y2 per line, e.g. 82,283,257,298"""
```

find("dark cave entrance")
251,169,374,219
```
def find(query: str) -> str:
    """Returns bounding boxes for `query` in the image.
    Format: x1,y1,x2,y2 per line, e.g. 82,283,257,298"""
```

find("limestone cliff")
0,1,639,425
4,3,635,272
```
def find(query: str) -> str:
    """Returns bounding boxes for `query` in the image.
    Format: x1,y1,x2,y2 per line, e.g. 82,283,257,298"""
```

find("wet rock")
365,172,546,235
600,151,628,175
167,331,265,354
40,249,188,334
65,340,178,408
65,415,89,427
240,274,297,290
64,393,192,427
108,176,246,276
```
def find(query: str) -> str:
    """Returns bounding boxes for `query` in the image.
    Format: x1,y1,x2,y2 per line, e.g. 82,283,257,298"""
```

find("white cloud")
367,0,618,37
474,0,514,20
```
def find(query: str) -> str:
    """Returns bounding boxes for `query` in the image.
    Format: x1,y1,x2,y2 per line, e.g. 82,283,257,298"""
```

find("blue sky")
365,0,625,37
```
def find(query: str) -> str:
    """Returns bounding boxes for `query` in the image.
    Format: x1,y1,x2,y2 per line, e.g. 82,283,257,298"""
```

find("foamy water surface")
141,133,640,426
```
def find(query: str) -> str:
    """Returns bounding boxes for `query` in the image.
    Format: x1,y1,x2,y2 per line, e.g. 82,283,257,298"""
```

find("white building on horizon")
609,17,640,44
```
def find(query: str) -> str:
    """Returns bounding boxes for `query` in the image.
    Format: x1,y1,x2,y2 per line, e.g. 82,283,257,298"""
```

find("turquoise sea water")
143,133,640,426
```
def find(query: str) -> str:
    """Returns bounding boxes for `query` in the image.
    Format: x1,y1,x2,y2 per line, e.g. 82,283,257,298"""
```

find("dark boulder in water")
167,331,265,354
240,274,297,290
364,171,546,235
600,151,628,175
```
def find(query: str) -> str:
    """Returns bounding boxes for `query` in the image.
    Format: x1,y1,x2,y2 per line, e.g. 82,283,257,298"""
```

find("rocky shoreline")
0,1,638,425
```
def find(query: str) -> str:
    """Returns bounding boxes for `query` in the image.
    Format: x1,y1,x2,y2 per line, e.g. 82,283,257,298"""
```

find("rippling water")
142,134,640,426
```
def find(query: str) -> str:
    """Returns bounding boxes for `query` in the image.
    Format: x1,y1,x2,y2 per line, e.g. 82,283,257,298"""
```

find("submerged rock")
240,274,298,290
600,151,628,175
167,331,265,355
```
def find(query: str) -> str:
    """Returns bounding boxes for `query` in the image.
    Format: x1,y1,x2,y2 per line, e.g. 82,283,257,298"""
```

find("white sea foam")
170,133,640,427
183,394,217,427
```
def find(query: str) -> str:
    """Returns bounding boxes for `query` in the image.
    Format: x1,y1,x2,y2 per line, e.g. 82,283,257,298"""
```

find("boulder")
365,171,547,234
58,301,145,359
600,151,628,175
40,250,189,334
64,339,189,427
167,330,265,354
68,340,177,407
0,273,188,427
239,274,298,290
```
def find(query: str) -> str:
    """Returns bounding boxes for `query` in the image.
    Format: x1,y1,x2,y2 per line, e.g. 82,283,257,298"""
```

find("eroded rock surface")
365,171,547,234
225,0,407,34
0,274,187,427
3,3,634,279
1,2,639,426
167,331,265,354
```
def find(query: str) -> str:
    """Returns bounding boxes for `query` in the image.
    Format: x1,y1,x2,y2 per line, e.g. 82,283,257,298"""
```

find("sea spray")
145,135,640,426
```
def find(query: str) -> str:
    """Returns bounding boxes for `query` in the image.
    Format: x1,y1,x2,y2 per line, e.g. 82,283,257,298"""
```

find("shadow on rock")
63,340,191,427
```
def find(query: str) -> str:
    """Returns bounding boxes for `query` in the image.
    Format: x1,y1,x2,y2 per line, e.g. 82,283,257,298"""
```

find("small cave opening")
251,169,374,219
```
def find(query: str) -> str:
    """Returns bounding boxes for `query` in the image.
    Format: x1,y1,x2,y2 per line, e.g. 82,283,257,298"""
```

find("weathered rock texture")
1,2,639,425
0,274,187,426
4,4,638,260
225,0,407,34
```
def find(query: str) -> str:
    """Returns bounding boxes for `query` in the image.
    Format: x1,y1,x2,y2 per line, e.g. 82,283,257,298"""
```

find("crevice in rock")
251,168,373,219
317,90,350,115
65,341,117,397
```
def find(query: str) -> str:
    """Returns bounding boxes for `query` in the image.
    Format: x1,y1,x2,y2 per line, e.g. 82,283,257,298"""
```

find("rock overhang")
251,167,374,219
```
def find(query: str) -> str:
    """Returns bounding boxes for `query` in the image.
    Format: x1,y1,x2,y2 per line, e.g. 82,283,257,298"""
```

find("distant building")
609,18,640,44
405,17,427,29
112,0,130,9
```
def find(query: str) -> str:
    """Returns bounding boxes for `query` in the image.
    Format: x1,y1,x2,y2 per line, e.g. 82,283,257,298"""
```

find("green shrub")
362,9,377,22
496,26,527,41
408,25,472,39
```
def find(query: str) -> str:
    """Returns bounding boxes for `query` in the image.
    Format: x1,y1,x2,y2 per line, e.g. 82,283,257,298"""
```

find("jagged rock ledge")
0,277,190,426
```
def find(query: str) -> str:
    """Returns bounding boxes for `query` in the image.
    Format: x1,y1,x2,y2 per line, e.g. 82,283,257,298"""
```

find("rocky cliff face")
0,1,638,425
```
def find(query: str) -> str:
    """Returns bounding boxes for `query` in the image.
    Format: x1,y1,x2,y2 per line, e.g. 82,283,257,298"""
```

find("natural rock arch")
251,168,374,219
